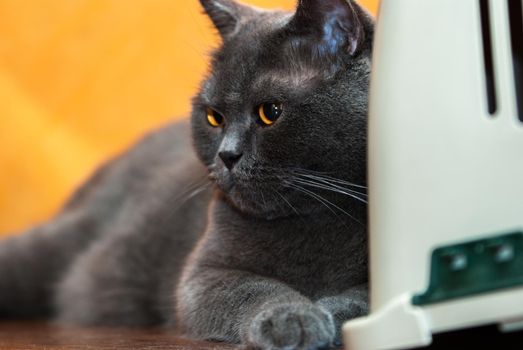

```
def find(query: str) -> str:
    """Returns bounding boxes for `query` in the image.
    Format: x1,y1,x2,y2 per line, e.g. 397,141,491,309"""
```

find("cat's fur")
0,0,373,348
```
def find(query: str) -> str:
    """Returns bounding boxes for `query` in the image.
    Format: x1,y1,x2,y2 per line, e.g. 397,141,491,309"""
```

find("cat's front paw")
315,294,369,346
247,303,335,350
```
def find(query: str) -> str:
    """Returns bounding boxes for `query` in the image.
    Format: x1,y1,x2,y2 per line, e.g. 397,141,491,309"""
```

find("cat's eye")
206,108,224,127
258,102,283,126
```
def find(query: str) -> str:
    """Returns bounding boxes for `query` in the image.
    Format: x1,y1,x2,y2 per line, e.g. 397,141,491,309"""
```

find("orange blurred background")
0,0,379,235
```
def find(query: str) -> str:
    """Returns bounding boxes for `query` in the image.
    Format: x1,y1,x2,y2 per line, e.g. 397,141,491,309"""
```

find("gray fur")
0,0,373,349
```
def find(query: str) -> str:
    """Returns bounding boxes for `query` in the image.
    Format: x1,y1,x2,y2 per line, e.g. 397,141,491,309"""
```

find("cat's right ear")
199,0,254,39
289,0,370,56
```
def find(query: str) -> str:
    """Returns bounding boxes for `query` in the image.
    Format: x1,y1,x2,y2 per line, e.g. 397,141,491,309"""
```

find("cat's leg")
0,210,103,318
315,284,369,345
0,122,203,320
0,145,130,318
177,268,336,350
55,188,209,326
54,231,166,326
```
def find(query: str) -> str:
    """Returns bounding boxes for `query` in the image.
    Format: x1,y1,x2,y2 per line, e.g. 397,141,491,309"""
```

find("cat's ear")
199,0,254,38
289,0,366,56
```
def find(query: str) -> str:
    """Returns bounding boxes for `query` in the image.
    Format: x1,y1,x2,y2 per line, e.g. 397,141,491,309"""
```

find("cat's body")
0,0,373,348
0,122,210,323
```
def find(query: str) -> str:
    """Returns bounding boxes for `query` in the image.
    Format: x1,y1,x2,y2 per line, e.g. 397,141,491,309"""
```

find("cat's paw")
316,295,368,322
315,295,368,346
247,303,335,350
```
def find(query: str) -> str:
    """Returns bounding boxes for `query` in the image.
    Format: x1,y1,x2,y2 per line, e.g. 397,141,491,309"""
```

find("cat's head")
191,0,373,220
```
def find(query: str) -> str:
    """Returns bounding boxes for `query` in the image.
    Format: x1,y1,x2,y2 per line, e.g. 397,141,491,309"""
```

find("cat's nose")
219,150,243,170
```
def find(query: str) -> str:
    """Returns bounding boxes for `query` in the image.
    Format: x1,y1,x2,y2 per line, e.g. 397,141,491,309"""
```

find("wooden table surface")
1,321,523,349
0,322,236,350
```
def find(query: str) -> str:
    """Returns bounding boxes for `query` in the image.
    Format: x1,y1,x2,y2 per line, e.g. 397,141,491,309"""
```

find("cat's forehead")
202,13,330,104
201,60,320,107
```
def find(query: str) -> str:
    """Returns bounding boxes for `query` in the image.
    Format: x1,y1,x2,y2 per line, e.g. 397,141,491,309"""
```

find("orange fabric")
0,0,379,235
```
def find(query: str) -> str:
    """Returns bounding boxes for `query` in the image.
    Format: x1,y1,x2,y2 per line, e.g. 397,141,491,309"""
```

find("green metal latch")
413,231,523,306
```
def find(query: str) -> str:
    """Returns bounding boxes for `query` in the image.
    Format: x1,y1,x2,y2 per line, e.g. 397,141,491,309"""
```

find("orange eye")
207,108,224,127
258,102,283,125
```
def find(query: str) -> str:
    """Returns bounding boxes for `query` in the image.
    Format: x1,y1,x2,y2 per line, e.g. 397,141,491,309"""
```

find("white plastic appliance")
343,0,523,349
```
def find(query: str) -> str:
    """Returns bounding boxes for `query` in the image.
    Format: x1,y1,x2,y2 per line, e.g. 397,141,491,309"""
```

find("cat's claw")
247,303,336,350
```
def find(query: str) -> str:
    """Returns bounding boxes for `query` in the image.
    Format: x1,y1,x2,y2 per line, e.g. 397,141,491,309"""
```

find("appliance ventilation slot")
479,0,497,115
508,0,523,122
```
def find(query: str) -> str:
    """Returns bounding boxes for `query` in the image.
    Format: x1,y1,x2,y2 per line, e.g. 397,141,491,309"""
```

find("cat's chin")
222,193,295,220
211,168,306,220
216,185,299,221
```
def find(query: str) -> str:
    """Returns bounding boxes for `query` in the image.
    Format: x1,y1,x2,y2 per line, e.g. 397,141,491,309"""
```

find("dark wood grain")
4,321,522,350
0,322,237,350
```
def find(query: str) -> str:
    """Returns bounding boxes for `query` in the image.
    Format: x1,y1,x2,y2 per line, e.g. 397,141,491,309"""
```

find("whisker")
172,178,210,205
285,183,364,227
292,178,368,204
180,183,211,205
291,171,367,190
292,175,367,196
259,185,268,209
159,178,211,224
284,167,335,176
285,183,342,221
272,189,300,216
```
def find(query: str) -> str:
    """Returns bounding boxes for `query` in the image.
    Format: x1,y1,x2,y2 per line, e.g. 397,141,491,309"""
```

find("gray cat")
0,0,373,348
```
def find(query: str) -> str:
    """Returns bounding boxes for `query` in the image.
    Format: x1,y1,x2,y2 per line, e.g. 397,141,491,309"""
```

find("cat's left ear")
289,0,368,56
200,0,255,39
